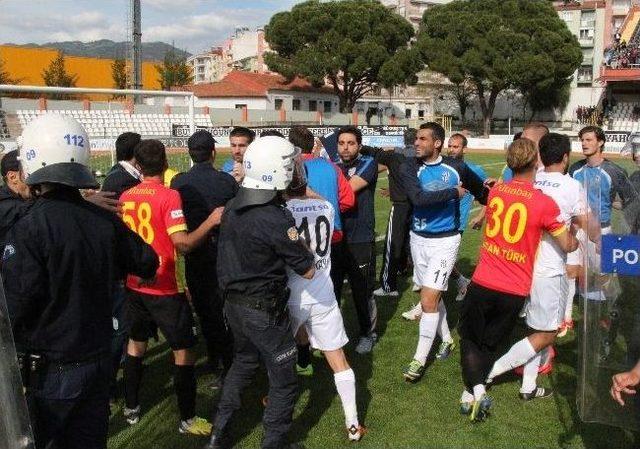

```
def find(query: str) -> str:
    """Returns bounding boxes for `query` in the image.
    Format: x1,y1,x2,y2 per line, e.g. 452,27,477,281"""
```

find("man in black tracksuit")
361,130,416,296
171,130,238,377
100,132,143,401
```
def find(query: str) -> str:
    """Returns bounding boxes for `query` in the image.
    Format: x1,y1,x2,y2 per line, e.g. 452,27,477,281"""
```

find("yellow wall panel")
0,45,161,99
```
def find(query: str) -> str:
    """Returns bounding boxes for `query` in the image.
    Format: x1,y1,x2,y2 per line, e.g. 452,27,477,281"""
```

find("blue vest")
304,157,343,233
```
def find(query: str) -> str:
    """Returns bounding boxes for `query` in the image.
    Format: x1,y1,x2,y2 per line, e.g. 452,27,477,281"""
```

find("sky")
0,0,304,54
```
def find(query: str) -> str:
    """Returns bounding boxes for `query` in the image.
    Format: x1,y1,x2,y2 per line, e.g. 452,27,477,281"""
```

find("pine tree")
155,48,192,90
111,58,127,98
42,52,78,99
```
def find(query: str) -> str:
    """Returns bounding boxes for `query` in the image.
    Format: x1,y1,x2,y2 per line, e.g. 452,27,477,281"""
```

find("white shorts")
289,301,349,351
526,274,569,331
410,232,461,292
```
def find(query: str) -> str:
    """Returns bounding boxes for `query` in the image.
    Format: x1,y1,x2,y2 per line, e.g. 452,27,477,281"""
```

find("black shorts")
125,290,197,350
459,282,525,352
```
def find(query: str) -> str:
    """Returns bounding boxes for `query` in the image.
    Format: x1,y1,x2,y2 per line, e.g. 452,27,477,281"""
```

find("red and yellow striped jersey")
121,180,187,295
472,180,565,296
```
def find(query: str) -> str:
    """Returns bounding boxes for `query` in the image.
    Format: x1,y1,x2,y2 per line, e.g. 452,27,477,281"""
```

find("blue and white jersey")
399,155,488,237
569,159,636,227
458,162,487,231
221,159,234,174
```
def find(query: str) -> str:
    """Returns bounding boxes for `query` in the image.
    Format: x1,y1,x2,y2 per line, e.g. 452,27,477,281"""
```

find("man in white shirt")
485,133,587,400
285,168,365,442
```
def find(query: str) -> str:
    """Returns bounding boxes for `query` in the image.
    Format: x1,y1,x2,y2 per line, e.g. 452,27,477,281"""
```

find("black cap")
1,150,20,177
188,130,217,163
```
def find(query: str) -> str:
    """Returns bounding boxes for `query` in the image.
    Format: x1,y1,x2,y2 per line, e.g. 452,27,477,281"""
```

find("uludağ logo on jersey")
441,171,450,183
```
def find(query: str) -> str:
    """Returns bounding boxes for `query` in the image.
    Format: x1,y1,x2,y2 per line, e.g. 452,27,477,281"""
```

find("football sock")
565,279,576,322
460,389,474,403
488,337,536,381
174,364,196,422
297,343,311,369
473,384,486,401
334,368,359,428
437,300,453,343
521,351,543,394
414,312,439,365
538,346,551,368
124,354,144,410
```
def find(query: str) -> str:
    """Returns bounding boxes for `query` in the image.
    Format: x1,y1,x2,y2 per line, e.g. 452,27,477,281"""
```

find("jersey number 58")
122,201,155,245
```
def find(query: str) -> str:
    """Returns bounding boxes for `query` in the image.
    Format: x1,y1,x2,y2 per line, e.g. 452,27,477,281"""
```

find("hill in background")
5,39,191,62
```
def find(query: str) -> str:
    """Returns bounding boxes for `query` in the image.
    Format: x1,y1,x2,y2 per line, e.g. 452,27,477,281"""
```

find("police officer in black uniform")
171,130,238,378
0,150,31,251
205,136,315,449
2,115,158,449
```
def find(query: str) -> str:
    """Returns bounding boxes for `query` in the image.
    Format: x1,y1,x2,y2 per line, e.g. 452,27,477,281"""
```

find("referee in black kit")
205,136,315,449
171,130,238,380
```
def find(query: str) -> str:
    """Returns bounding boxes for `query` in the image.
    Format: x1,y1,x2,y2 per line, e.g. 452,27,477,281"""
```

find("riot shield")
0,274,34,448
577,168,640,431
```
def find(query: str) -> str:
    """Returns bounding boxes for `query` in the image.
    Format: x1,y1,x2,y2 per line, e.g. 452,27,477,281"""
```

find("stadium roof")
178,71,335,98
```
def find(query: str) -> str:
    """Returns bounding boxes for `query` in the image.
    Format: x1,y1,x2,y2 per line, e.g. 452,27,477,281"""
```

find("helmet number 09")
64,134,85,148
262,174,273,182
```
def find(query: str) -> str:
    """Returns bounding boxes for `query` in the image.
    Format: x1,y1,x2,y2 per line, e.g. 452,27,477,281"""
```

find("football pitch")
97,151,639,449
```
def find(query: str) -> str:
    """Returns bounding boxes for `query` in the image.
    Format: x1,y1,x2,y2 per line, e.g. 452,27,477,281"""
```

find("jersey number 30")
122,201,155,244
485,197,527,244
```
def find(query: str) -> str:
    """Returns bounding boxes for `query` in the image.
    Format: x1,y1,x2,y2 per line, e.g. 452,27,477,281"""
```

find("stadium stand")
16,109,213,138
0,110,10,138
607,101,640,132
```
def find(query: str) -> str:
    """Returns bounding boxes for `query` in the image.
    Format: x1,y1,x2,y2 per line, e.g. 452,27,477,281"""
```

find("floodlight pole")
132,0,143,103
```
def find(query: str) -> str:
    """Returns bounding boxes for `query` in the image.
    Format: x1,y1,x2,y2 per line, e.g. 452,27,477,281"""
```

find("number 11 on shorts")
433,269,449,286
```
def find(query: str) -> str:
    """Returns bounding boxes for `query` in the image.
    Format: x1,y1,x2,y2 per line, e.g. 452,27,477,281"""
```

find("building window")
418,110,425,119
235,104,247,109
561,11,572,22
579,28,594,40
577,66,593,84
405,108,412,119
274,99,283,110
292,99,301,111
613,16,625,30
323,101,332,113
613,0,631,8
580,12,595,28
309,100,317,111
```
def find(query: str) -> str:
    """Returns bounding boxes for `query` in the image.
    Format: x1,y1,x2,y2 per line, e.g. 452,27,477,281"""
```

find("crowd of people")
604,36,640,70
1,114,640,449
575,105,603,126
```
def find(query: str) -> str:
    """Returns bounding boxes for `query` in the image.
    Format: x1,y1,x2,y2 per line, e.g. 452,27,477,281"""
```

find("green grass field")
99,151,639,449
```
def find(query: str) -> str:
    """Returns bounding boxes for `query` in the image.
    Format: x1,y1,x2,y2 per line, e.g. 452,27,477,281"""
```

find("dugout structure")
577,173,640,431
